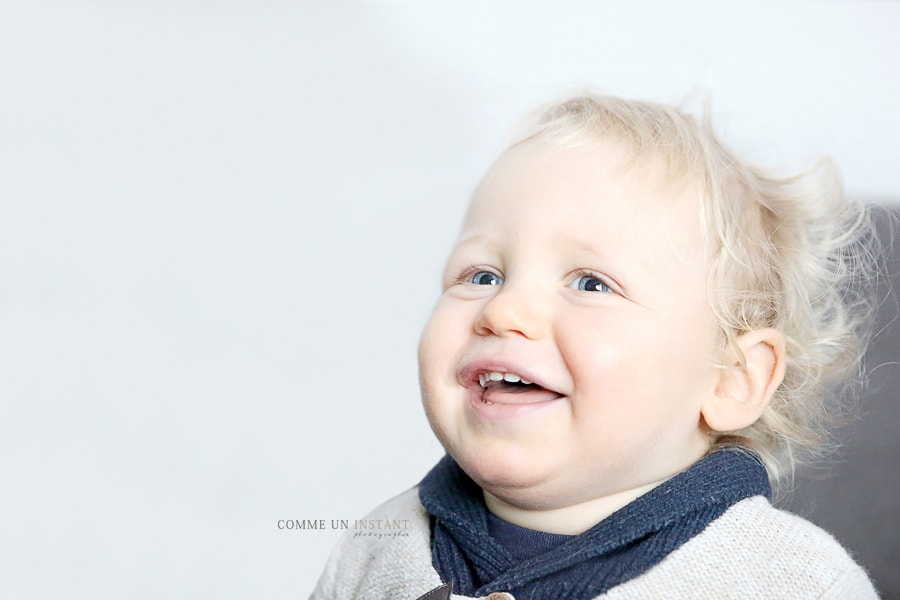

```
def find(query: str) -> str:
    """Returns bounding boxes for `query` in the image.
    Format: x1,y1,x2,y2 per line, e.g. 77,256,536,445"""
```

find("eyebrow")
560,238,602,255
452,233,502,255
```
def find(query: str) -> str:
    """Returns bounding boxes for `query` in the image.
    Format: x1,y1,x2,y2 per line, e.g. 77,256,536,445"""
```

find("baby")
312,94,879,599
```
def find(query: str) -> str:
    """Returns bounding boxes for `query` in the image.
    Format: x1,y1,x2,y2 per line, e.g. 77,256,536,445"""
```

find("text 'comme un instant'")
277,519,410,532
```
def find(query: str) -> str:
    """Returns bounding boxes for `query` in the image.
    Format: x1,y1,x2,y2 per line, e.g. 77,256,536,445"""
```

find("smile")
477,371,534,387
470,370,565,410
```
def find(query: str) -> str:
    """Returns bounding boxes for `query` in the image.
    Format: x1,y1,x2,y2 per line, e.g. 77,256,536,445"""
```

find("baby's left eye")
569,274,612,293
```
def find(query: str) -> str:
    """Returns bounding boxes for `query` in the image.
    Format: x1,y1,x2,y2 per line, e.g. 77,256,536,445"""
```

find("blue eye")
470,271,503,286
572,274,612,293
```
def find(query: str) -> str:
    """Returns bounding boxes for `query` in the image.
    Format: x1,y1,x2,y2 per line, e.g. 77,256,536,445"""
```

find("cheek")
417,300,470,412
557,310,654,387
557,308,712,411
417,321,453,447
417,323,446,407
419,300,466,372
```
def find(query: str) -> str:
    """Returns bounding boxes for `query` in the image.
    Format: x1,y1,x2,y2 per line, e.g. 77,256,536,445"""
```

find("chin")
452,442,557,498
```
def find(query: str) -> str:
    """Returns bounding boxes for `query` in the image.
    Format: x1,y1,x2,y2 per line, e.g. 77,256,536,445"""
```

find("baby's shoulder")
708,497,868,571
310,487,445,600
604,496,878,599
359,485,426,521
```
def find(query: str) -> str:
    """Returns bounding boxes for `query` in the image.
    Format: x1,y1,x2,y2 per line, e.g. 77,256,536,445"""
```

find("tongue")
481,385,562,405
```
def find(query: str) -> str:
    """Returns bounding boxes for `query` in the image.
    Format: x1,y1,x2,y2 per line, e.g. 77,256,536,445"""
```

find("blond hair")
514,94,878,490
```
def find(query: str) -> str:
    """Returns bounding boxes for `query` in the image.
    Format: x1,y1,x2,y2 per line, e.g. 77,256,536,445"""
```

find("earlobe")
701,328,786,433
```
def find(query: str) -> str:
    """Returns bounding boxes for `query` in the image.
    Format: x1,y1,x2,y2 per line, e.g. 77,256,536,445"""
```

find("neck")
483,478,667,535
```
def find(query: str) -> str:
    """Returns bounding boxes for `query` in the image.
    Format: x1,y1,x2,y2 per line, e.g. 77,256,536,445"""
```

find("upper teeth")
478,372,533,387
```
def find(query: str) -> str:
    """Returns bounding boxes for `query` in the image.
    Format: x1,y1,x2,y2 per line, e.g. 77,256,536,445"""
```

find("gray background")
0,2,897,598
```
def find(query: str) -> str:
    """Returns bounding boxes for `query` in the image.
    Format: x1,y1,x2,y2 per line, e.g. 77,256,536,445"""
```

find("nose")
473,283,548,340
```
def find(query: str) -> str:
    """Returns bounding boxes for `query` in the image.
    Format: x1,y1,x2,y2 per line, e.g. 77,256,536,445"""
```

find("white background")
1,1,898,597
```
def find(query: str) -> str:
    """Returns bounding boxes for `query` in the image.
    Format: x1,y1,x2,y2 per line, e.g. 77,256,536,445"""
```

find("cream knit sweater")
311,488,878,600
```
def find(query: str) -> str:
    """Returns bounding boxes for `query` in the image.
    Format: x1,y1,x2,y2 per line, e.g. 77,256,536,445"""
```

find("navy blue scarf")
418,448,770,599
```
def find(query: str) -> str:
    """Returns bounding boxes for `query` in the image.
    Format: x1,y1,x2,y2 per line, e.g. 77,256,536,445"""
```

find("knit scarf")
418,448,770,599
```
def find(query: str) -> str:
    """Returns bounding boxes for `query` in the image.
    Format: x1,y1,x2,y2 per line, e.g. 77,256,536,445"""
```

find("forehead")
463,139,706,260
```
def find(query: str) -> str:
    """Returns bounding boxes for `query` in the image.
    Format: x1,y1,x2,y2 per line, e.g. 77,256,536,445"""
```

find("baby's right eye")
468,271,504,286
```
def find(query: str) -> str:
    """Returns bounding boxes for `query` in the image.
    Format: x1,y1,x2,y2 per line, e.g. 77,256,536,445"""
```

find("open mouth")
478,371,534,387
476,371,564,405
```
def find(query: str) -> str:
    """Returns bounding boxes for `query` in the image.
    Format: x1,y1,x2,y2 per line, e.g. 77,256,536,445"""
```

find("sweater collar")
419,448,770,599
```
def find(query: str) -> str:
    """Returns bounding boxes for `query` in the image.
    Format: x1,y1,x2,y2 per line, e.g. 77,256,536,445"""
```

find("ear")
702,328,786,433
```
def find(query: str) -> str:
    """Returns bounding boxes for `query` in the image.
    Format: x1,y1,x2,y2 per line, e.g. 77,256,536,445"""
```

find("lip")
459,358,566,420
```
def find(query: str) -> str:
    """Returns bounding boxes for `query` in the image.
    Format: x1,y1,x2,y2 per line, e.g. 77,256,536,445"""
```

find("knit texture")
310,490,878,599
419,449,770,599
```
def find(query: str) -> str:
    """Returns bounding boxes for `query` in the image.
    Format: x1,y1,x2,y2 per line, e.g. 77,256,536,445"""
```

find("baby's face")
418,138,723,512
